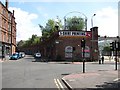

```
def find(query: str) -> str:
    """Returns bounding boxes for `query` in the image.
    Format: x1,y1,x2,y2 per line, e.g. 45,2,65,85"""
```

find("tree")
40,18,62,39
17,40,25,47
103,46,111,56
66,16,85,30
18,34,41,47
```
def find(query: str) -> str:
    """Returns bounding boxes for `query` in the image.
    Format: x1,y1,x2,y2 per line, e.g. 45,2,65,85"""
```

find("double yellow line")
54,78,65,90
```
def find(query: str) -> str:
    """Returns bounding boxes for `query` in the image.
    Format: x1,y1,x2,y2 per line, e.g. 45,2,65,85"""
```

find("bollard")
99,59,101,64
83,59,85,73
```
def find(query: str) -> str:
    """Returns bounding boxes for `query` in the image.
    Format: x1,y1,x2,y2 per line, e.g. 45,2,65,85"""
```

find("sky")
1,0,119,41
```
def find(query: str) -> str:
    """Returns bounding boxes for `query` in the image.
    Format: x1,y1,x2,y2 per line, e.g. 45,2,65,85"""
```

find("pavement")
61,61,120,90
0,55,10,63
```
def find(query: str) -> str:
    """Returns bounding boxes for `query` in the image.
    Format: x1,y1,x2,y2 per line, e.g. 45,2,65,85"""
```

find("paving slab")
62,70,119,89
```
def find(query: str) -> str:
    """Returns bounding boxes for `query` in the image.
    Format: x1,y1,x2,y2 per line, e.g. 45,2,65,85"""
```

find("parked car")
20,52,25,58
9,53,19,60
34,53,41,58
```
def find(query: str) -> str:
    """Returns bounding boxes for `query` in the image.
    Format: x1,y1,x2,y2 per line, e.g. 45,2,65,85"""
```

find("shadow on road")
96,80,120,89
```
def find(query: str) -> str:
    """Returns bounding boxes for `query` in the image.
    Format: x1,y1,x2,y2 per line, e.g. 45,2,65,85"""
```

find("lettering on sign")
59,31,92,37
59,31,86,36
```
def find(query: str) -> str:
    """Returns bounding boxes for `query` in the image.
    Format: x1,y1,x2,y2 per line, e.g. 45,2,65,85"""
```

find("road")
2,55,116,89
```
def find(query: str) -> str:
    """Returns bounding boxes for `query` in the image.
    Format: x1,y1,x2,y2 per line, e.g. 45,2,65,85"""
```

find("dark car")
9,53,19,60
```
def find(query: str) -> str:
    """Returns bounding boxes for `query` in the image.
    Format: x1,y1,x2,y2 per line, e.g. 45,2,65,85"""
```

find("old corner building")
22,27,99,61
41,27,99,61
0,0,17,58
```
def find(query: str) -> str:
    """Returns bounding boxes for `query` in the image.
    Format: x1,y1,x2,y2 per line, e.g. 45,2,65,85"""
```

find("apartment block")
0,0,17,58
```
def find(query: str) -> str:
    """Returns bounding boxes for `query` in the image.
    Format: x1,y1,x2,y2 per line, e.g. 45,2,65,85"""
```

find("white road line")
57,79,65,90
113,78,120,81
54,79,60,90
54,78,65,90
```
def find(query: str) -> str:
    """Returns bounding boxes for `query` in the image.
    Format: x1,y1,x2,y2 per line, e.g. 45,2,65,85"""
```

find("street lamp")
91,14,96,61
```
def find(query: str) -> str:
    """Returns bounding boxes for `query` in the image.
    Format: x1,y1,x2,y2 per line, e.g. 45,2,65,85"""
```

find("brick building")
0,0,17,58
20,27,98,61
41,27,99,61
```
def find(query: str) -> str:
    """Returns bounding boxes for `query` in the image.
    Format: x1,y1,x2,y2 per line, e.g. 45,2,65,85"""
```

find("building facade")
0,0,16,58
41,27,99,61
19,27,99,61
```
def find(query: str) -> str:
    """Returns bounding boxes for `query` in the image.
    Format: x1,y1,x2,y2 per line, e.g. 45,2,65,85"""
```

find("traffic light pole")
81,38,86,73
83,47,85,73
110,41,118,70
115,41,117,70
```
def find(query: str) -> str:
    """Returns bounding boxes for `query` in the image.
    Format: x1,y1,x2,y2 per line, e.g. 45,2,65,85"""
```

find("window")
4,19,6,28
8,13,11,21
8,35,11,43
2,18,6,28
4,32,6,42
8,23,11,32
2,9,5,15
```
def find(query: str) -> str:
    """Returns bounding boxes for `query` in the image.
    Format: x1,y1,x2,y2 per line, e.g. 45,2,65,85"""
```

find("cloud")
94,7,118,37
8,7,42,41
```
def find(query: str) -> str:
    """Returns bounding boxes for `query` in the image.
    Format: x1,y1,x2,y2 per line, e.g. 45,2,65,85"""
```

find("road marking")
113,78,120,81
54,78,65,90
54,79,60,90
57,79,64,90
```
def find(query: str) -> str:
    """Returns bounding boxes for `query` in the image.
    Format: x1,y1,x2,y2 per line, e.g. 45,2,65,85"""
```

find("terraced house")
0,0,17,58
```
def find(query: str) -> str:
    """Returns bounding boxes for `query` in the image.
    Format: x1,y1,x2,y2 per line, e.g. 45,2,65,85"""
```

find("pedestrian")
101,56,104,64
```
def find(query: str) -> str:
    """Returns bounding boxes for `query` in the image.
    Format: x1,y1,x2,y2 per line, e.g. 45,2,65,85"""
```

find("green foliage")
42,18,62,38
17,40,25,47
103,46,111,52
66,16,85,30
18,34,41,47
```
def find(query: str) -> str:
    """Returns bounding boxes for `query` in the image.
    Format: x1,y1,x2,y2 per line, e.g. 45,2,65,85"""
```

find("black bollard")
83,59,85,73
99,59,101,64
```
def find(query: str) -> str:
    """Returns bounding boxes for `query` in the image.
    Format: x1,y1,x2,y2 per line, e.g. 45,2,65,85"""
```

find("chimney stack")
5,0,8,9
13,10,14,17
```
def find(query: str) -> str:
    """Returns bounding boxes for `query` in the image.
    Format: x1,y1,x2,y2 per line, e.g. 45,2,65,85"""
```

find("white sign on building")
59,31,86,36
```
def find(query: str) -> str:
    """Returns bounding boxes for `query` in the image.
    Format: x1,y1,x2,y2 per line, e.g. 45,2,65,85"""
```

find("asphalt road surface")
2,55,116,89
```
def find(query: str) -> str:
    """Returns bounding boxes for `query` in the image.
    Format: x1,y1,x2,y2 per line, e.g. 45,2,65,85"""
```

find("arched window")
65,46,73,53
65,46,73,58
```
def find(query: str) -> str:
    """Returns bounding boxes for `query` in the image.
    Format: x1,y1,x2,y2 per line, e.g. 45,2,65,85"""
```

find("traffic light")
117,42,120,51
81,38,85,48
73,47,76,51
110,42,114,51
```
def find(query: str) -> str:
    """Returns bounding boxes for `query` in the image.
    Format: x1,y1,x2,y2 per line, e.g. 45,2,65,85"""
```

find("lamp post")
91,14,96,61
